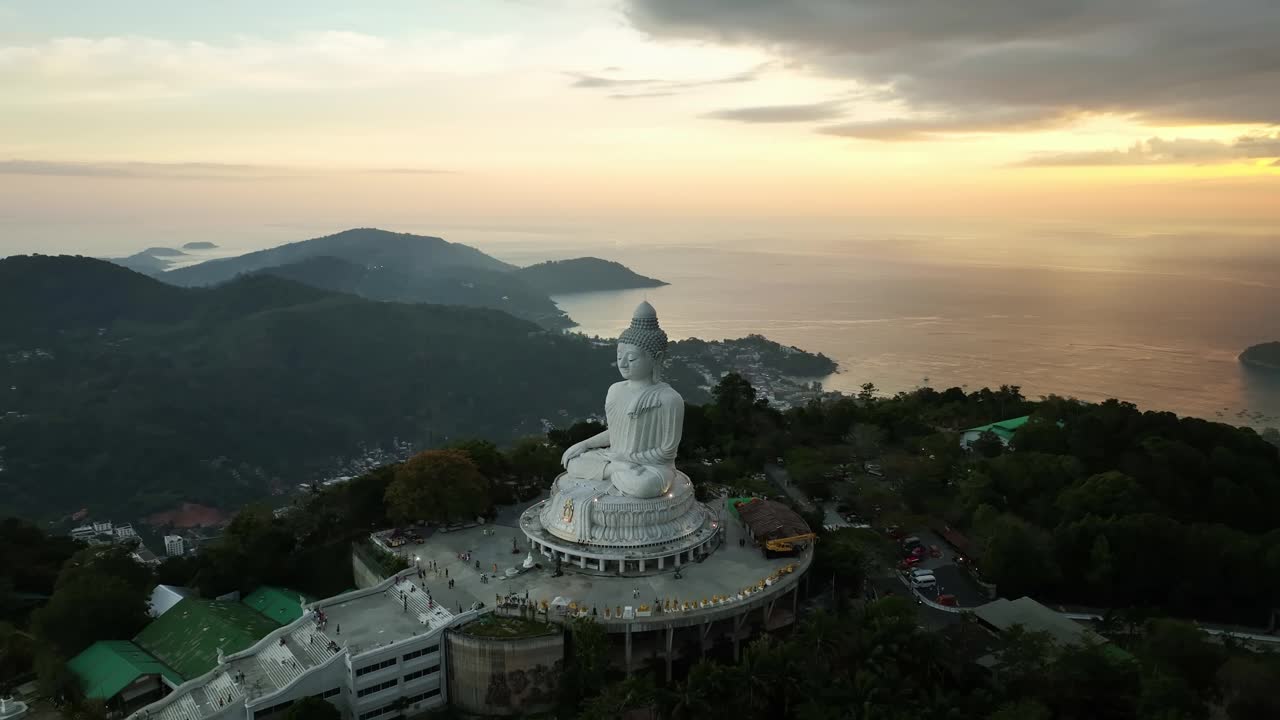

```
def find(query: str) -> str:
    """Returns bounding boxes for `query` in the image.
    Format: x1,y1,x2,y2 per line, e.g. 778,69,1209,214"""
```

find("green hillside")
0,255,616,519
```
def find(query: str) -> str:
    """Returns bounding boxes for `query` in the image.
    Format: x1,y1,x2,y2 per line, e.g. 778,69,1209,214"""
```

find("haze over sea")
6,217,1279,428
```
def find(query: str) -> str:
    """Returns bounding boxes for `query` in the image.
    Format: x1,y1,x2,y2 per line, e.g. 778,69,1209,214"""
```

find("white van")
911,574,936,589
909,568,934,579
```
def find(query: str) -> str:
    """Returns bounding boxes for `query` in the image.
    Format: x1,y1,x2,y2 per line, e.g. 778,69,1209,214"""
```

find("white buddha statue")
559,301,684,499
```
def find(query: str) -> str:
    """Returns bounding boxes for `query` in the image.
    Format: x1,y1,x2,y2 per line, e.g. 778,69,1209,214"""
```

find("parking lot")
892,529,990,609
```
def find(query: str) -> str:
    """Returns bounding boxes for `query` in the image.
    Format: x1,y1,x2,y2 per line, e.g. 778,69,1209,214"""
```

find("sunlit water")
4,218,1279,427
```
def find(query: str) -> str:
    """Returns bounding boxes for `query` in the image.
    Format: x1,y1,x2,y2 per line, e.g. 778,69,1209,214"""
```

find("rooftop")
973,596,1104,648
318,578,455,657
962,415,1031,440
733,498,811,542
68,641,183,700
134,597,281,679
242,586,312,626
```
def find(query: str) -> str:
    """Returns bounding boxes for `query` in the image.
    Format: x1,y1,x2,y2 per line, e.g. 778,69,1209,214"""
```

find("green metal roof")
133,598,280,679
242,585,312,626
963,415,1031,440
67,641,183,700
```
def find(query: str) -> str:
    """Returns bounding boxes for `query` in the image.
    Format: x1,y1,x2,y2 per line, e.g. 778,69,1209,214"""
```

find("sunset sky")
2,0,1278,248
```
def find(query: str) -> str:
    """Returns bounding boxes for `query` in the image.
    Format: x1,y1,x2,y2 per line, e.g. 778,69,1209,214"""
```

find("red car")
899,555,922,569
937,594,958,607
910,546,925,558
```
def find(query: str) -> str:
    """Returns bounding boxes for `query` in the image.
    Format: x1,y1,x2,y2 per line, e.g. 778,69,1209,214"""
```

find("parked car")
902,536,923,551
899,556,922,569
937,594,958,607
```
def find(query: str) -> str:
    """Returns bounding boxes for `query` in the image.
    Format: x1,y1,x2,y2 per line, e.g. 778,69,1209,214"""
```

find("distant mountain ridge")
157,228,570,329
515,257,667,294
136,228,670,330
162,228,515,283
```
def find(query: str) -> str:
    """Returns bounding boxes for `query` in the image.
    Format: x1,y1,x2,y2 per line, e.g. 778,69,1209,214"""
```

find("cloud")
1015,133,1280,166
0,160,455,180
625,0,1280,135
0,32,523,103
567,72,655,88
822,108,1066,140
608,91,680,100
704,100,846,123
566,63,765,98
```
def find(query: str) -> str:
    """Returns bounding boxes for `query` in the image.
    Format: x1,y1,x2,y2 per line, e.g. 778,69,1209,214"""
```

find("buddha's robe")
564,380,684,498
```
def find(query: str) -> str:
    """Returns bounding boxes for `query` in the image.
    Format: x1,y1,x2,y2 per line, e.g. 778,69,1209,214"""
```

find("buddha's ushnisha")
560,301,684,499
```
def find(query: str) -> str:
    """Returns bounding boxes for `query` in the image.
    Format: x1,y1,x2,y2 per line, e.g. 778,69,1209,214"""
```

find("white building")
116,523,139,539
130,575,465,720
164,535,186,557
93,520,114,534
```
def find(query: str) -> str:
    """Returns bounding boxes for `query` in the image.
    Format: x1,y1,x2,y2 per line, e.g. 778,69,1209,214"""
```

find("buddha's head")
617,301,668,382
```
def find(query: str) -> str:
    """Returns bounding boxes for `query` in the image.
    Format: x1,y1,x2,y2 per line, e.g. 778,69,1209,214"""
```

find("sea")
6,217,1280,428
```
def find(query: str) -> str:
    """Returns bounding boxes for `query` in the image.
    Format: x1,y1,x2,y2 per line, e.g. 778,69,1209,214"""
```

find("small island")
1240,341,1280,372
183,241,219,250
141,246,186,257
515,257,667,294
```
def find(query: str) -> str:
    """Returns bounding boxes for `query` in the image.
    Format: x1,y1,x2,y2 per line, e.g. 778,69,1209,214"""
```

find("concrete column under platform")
665,626,675,682
625,624,633,677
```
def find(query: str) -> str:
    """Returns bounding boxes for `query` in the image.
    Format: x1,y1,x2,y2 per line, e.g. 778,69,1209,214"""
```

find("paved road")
763,464,816,513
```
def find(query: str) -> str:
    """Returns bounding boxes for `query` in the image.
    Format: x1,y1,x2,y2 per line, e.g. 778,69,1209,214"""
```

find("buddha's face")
616,342,654,381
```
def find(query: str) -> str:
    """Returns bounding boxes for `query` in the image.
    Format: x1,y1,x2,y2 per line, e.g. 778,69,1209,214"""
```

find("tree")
446,438,508,480
560,617,609,709
283,696,341,720
814,529,870,607
507,437,562,485
846,423,885,459
1057,471,1150,522
988,699,1050,720
857,382,878,404
385,449,491,524
1139,619,1225,704
1086,535,1114,599
31,545,152,657
577,676,657,720
972,430,1006,458
547,421,606,452
979,514,1060,597
1218,657,1280,720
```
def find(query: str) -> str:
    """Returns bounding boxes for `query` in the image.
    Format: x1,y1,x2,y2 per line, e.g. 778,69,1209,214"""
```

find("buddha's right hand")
561,442,587,468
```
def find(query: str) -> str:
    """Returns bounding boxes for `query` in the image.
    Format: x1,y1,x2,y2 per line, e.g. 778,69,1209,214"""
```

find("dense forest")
0,255,615,519
5,375,1280,720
